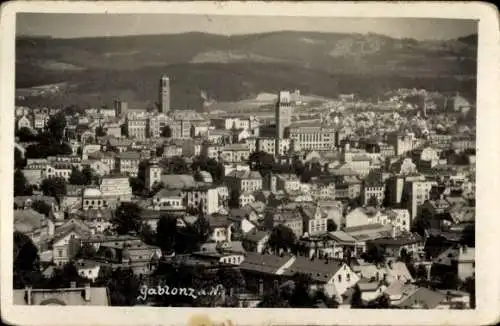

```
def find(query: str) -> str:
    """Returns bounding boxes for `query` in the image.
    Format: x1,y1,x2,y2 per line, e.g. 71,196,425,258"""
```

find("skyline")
17,14,478,40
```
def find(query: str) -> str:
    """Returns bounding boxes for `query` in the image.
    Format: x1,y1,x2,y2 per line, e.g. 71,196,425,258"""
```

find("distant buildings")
160,75,170,114
275,91,293,139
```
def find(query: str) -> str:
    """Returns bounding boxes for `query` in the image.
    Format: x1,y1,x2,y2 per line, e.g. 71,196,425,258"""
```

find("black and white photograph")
1,2,499,326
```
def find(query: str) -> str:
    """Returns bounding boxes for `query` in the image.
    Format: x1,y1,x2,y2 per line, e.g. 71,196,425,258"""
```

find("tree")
268,225,297,253
16,127,38,142
95,126,106,137
31,200,52,217
460,224,475,247
289,273,315,308
366,293,390,308
41,177,67,198
76,242,97,259
140,222,156,246
258,283,290,308
13,231,43,289
350,284,364,308
462,277,475,308
101,268,140,306
112,202,142,235
165,156,189,174
216,267,246,297
327,219,338,232
14,169,32,196
69,166,88,185
361,244,385,265
46,111,67,141
192,216,211,245
416,264,428,280
47,262,88,288
156,215,178,253
367,195,379,207
15,147,27,169
161,126,172,138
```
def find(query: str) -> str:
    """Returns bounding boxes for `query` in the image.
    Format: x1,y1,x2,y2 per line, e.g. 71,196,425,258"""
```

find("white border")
1,2,499,326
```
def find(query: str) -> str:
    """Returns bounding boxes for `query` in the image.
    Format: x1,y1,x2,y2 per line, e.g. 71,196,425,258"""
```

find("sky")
16,14,478,41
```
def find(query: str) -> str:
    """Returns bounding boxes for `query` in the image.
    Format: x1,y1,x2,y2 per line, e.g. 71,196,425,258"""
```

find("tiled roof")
160,174,196,189
243,229,269,243
239,252,294,275
118,151,141,160
282,256,344,283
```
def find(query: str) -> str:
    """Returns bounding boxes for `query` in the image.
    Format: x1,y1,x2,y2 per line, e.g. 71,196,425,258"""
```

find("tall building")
113,100,128,117
160,75,170,114
288,124,336,151
275,91,293,139
145,158,162,190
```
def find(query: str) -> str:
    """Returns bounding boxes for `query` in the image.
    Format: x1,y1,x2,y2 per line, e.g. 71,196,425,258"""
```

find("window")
346,273,350,282
58,249,63,257
338,275,342,282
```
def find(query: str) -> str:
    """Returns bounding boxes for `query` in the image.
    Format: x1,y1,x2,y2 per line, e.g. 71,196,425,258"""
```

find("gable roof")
160,174,197,189
282,256,345,283
396,287,446,309
239,252,294,275
243,229,270,243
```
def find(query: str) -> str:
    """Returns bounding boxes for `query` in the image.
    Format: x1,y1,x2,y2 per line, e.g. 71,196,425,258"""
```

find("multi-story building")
276,174,301,192
160,75,170,114
162,143,183,158
268,209,303,238
185,185,220,215
207,129,232,144
32,113,50,130
256,137,293,157
170,120,192,139
289,124,336,151
43,163,73,181
387,132,420,156
99,174,132,203
225,170,263,194
147,113,169,138
113,99,128,117
145,159,162,191
126,117,147,140
275,91,293,139
220,143,250,164
116,151,141,176
17,115,32,130
402,177,437,220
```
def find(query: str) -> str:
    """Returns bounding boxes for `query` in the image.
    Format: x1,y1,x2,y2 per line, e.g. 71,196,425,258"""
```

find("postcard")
1,1,499,325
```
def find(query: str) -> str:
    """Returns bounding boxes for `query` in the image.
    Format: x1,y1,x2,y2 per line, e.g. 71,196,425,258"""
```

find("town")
13,74,476,309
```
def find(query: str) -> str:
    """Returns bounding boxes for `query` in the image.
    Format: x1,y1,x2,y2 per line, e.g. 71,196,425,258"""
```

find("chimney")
70,281,76,288
258,279,264,296
25,286,32,305
84,283,91,301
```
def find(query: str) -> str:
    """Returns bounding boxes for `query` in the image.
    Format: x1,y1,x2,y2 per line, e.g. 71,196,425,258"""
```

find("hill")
15,31,478,110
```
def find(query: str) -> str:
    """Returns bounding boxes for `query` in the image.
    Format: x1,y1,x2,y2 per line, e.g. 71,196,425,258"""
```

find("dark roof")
282,256,344,283
239,252,293,275
397,287,446,309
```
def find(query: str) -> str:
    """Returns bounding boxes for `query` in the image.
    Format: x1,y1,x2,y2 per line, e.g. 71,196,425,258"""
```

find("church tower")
145,158,162,191
160,75,170,114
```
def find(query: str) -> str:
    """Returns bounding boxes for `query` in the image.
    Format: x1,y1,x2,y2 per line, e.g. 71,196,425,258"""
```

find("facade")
127,117,147,140
116,151,141,176
160,75,170,114
113,99,128,117
275,91,293,139
289,124,337,151
99,175,133,202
